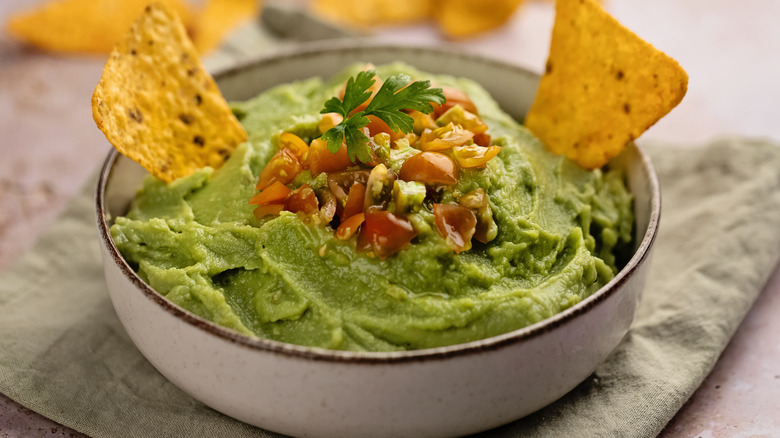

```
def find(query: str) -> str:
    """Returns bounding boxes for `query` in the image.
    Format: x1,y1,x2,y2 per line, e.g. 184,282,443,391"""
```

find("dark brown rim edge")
96,41,662,364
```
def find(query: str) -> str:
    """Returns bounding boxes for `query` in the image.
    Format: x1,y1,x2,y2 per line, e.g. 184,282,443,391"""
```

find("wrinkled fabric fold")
1,138,779,438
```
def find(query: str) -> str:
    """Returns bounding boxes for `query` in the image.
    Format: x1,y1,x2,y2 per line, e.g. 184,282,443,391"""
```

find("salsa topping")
250,70,501,258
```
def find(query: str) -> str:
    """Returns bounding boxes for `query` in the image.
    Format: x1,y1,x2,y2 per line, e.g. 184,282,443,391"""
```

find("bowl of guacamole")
97,42,660,437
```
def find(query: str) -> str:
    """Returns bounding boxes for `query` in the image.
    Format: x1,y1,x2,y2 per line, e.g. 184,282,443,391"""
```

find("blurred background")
1,0,779,436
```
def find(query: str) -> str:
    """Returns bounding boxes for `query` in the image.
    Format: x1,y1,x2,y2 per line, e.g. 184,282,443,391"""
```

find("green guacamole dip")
111,63,633,352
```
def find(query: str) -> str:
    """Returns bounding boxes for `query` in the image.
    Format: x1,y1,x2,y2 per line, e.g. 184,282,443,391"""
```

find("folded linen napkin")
1,138,779,437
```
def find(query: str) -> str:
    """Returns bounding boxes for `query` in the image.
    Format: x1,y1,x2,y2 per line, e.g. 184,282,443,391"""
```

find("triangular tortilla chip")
91,3,247,183
5,0,193,54
525,0,688,169
193,0,261,54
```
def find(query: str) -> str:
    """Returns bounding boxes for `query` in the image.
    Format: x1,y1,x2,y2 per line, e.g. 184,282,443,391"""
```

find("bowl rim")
96,41,661,364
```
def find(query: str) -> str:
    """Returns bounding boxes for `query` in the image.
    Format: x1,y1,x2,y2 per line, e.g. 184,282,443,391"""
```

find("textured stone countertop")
1,0,779,436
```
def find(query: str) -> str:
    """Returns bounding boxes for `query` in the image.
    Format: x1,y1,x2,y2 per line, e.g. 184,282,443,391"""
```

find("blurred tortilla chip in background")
311,0,434,28
525,0,688,169
310,0,525,38
4,0,259,55
435,0,524,39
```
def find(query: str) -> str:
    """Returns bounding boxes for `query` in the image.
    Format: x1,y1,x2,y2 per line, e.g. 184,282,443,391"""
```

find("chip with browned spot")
5,0,194,54
525,0,688,169
91,3,247,183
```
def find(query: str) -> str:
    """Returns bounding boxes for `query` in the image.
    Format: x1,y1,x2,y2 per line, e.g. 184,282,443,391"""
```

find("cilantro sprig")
320,70,446,162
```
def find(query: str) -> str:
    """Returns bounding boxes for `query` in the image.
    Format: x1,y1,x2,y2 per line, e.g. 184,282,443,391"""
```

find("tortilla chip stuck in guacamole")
526,0,688,169
91,3,247,183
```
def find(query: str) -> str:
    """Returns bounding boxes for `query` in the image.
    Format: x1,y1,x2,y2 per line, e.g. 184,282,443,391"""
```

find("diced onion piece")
327,170,370,209
249,181,291,206
343,182,367,219
399,152,458,185
284,184,319,215
420,123,474,151
253,203,284,219
452,145,501,168
357,211,417,260
279,132,310,164
459,188,496,244
436,105,488,135
433,203,477,253
319,113,343,134
364,164,396,211
458,188,487,210
309,138,354,175
432,86,478,118
319,189,337,222
335,213,365,240
256,149,302,190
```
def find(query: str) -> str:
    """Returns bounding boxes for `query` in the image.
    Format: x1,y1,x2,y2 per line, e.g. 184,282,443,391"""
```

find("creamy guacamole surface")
110,63,633,351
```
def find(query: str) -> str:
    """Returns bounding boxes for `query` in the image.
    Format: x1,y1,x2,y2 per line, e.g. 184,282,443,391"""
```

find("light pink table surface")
1,0,779,436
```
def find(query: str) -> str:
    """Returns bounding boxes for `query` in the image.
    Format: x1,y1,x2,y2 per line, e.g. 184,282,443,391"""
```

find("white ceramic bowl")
96,42,660,438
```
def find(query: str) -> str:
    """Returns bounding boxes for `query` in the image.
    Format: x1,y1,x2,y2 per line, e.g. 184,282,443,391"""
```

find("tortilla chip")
311,0,433,28
436,0,524,38
5,0,193,54
193,0,260,54
525,0,688,169
91,3,247,183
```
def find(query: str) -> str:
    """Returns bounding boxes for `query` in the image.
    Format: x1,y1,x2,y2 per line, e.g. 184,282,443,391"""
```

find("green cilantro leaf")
319,70,445,164
321,70,377,118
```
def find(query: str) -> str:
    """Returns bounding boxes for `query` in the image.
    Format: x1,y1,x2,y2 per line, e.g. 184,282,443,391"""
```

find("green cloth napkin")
1,138,779,437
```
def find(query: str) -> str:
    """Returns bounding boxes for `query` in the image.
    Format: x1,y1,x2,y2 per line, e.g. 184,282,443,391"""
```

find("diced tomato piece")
474,218,492,244
309,138,355,175
432,87,478,118
319,113,343,134
399,152,458,185
342,182,366,219
366,115,403,140
249,181,291,206
279,132,309,164
357,211,417,260
256,149,303,190
434,203,477,253
284,184,319,215
253,204,284,219
473,132,491,147
318,189,337,222
334,213,365,240
452,145,501,168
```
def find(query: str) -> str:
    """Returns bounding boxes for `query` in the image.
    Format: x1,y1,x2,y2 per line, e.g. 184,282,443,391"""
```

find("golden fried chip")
525,0,688,169
436,0,524,39
193,0,261,54
92,3,247,183
5,0,193,54
311,0,434,28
